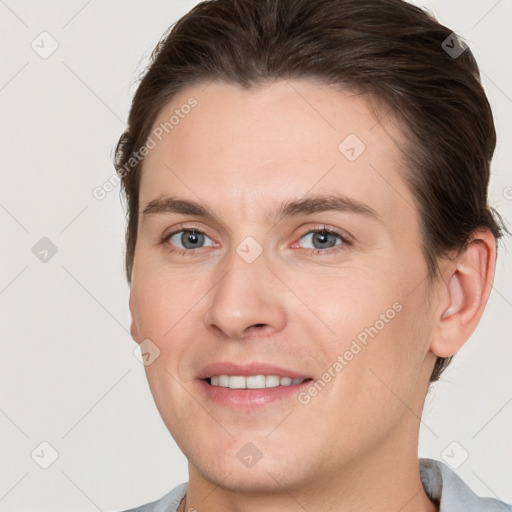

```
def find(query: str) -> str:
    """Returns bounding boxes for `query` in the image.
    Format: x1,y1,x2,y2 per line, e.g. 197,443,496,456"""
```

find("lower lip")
198,379,312,409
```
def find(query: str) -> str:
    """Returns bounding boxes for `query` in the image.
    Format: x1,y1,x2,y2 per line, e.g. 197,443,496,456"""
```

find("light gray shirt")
121,458,511,511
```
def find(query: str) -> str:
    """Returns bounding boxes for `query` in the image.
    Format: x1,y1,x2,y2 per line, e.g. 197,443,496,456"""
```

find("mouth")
205,375,312,388
205,374,312,389
196,362,314,409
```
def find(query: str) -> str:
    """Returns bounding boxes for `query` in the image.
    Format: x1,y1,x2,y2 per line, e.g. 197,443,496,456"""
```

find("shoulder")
117,482,188,512
419,458,511,511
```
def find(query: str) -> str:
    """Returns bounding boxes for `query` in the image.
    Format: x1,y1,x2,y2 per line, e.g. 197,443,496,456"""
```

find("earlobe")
430,231,496,358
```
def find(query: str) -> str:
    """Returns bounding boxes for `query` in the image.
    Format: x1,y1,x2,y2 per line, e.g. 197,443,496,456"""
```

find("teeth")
265,375,280,388
229,376,246,389
247,375,266,388
208,375,306,389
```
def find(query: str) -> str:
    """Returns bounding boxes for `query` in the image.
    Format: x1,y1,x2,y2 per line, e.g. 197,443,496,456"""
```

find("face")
129,79,439,493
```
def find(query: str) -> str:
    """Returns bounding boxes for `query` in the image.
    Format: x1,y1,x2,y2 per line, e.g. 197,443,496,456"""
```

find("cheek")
346,291,433,416
130,269,201,423
286,266,398,350
306,267,431,400
131,264,200,338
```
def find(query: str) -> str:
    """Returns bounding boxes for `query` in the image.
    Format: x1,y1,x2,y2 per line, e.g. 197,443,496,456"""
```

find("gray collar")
419,457,510,511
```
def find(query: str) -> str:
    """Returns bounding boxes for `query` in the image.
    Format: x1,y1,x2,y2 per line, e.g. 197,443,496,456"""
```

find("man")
115,0,511,510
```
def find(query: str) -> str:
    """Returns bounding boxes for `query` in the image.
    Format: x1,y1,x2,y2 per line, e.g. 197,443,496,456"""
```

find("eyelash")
159,223,352,257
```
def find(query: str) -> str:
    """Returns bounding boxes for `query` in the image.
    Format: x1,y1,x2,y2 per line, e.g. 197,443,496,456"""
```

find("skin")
129,79,496,512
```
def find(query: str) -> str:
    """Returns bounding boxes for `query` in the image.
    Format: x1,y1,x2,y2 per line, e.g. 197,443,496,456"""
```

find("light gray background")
0,1,510,511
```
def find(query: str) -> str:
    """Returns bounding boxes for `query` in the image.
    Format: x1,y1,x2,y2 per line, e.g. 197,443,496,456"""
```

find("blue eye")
164,229,216,253
299,229,346,251
161,225,350,257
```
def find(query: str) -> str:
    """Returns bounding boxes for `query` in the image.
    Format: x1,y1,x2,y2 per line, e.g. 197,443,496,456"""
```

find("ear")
129,292,141,344
430,229,497,358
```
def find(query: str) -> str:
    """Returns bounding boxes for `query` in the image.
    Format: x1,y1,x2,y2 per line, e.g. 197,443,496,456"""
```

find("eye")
161,227,217,255
160,224,351,257
295,226,350,254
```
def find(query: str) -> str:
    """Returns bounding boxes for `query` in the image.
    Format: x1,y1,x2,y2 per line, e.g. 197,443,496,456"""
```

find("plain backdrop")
0,1,511,510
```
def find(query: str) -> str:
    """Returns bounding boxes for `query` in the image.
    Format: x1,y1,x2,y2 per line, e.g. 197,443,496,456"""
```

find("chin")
186,440,307,493
195,458,295,494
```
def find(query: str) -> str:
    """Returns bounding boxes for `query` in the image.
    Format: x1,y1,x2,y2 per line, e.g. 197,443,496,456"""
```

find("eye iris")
312,230,337,249
181,230,203,249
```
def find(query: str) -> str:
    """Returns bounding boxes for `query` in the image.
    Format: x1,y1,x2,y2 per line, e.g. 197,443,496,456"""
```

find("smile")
208,375,308,388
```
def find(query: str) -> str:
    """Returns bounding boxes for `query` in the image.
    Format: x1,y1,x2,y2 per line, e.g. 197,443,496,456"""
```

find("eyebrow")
142,193,381,226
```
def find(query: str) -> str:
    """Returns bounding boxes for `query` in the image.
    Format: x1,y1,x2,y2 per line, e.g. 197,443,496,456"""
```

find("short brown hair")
114,0,505,382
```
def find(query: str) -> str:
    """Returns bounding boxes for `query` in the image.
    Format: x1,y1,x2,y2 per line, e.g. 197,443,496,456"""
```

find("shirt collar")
419,457,510,511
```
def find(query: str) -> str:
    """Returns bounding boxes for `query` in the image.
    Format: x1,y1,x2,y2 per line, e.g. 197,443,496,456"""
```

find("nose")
202,247,287,341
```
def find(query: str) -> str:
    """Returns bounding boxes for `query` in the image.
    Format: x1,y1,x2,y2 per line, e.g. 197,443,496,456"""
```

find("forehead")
139,79,415,226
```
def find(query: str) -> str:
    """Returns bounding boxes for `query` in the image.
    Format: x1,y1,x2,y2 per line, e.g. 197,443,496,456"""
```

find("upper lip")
197,362,312,380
